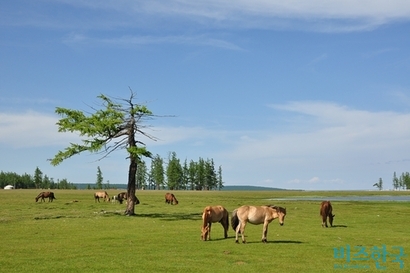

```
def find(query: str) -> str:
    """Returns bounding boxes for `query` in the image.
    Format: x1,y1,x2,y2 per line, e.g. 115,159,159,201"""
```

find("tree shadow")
136,212,200,221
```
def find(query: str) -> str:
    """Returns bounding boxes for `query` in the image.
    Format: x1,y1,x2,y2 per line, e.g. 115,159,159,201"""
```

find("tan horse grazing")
201,205,229,241
231,205,286,243
165,193,179,205
117,192,140,205
320,201,335,227
35,192,56,202
94,191,110,202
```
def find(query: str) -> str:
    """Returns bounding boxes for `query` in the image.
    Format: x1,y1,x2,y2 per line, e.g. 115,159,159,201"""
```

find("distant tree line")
392,171,410,190
138,152,224,191
373,172,410,191
0,152,223,191
0,167,77,189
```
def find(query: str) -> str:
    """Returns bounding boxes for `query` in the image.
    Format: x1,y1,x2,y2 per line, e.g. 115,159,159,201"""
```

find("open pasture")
0,189,409,272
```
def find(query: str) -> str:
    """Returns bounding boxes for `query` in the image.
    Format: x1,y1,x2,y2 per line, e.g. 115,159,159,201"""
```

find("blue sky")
1,0,410,190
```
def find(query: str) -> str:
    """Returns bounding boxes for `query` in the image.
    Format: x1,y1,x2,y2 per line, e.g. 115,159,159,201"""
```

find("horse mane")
36,192,44,198
202,206,212,226
269,205,286,214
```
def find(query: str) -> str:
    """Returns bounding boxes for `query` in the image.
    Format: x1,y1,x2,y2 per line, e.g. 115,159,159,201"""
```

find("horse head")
277,207,286,226
201,225,209,241
329,214,335,226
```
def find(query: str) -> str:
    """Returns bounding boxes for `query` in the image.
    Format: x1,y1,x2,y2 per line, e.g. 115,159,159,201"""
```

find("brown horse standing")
117,192,140,205
35,192,56,202
201,205,229,241
94,191,110,202
320,201,335,227
165,193,179,205
231,205,286,243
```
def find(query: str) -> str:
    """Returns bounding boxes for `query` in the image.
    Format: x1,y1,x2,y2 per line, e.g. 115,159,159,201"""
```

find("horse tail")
231,209,239,232
223,208,229,229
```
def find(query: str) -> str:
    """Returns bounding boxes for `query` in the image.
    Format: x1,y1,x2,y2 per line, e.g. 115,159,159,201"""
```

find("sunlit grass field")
0,189,409,272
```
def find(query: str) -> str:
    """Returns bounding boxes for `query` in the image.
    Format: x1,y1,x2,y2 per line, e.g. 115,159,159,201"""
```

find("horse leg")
262,222,269,243
222,219,228,239
207,223,212,240
235,224,240,243
322,215,328,227
236,222,246,243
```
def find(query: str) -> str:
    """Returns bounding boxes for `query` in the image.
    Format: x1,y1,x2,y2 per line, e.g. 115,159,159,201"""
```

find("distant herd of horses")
34,191,335,243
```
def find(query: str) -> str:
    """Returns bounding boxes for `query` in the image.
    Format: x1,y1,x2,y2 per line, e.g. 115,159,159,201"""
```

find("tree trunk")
125,157,137,216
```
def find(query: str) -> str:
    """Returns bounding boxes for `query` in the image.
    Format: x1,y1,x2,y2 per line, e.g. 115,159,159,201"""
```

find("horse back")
320,201,332,217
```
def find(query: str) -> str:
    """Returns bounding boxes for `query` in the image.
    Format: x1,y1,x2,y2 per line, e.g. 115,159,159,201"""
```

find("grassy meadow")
0,189,409,272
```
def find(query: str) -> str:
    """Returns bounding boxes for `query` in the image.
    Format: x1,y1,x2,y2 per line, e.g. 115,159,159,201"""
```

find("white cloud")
0,111,79,148
63,33,243,50
2,101,410,189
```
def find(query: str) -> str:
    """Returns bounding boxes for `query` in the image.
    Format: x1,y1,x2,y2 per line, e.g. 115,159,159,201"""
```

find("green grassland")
0,189,409,272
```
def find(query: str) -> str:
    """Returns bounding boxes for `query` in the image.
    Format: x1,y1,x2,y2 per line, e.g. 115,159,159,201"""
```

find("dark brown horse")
35,192,56,202
320,201,335,227
94,191,110,202
201,205,229,241
165,193,179,205
117,192,140,205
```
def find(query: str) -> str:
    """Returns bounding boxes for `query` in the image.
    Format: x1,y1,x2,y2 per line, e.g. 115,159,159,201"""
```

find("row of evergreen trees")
374,171,410,190
137,152,223,190
0,152,223,191
392,172,410,190
0,167,77,189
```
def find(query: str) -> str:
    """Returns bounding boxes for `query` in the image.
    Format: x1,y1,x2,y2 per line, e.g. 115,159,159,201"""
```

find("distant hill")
74,184,291,191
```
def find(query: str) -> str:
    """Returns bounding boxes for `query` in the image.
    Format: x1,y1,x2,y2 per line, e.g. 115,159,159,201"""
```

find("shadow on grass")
244,240,304,244
332,225,348,228
136,212,200,221
34,209,203,221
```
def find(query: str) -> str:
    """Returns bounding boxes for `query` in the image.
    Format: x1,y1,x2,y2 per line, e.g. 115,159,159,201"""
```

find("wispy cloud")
4,0,410,32
63,33,243,50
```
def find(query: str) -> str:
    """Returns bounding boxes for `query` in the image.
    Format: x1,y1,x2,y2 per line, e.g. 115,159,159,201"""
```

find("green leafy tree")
166,152,182,190
188,160,197,190
96,166,103,189
34,167,43,189
150,154,164,190
42,175,51,189
400,172,410,190
136,160,147,189
196,158,206,190
217,165,224,190
181,159,189,190
204,159,217,190
50,92,156,216
392,172,399,190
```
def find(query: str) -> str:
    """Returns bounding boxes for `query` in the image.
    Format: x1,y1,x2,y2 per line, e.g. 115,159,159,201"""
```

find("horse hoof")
235,240,239,244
